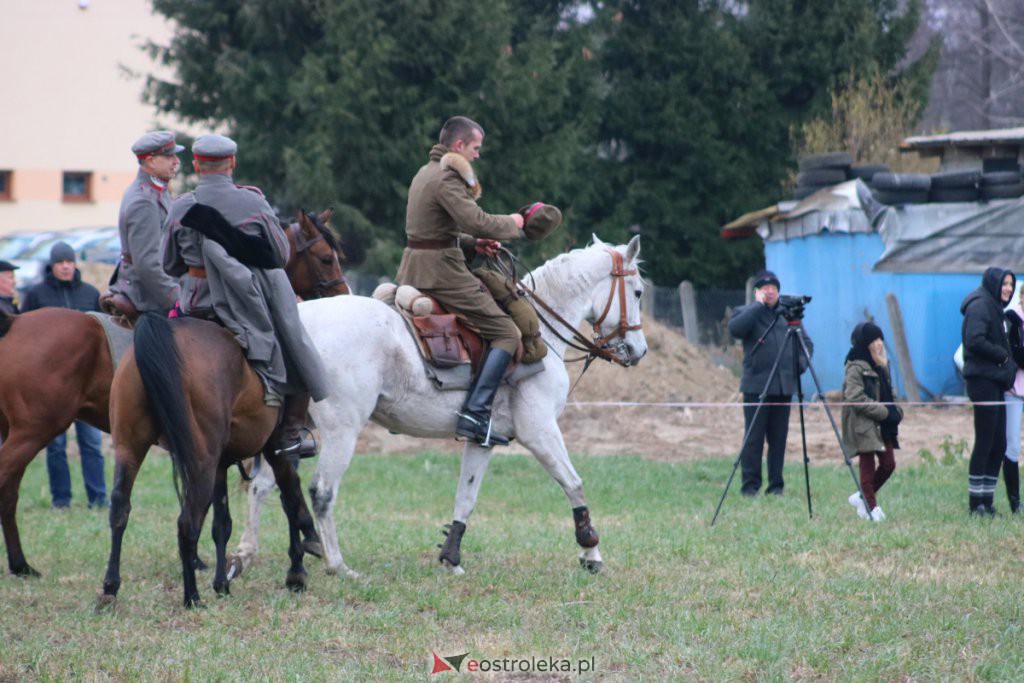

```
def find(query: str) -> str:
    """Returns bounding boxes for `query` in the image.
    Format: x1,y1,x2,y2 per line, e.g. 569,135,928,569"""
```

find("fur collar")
440,152,482,199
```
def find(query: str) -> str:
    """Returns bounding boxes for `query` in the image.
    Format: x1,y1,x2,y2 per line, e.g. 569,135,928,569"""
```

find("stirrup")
273,433,317,459
456,412,509,448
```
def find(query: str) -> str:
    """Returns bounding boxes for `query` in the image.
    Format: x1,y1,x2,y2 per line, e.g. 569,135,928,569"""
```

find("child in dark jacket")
841,322,902,522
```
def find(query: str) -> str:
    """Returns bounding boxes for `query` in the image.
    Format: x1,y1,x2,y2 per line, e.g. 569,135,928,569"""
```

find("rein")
288,222,348,298
494,247,640,367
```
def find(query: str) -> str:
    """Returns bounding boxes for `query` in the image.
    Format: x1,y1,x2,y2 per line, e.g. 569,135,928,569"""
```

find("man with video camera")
728,270,814,497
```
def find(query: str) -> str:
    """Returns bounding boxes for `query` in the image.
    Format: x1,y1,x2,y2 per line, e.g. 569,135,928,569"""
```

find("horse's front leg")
439,442,495,575
306,425,360,578
211,467,232,596
232,458,276,574
266,451,309,592
98,452,144,608
513,415,602,574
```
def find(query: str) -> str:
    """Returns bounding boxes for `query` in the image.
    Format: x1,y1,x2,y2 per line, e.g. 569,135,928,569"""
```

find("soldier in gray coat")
396,116,525,448
163,134,330,457
107,131,183,314
728,270,813,497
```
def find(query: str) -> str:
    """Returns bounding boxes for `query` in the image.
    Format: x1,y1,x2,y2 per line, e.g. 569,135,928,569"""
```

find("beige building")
0,1,184,234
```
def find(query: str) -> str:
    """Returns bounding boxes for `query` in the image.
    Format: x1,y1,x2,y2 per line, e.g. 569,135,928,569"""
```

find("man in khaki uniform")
396,116,525,447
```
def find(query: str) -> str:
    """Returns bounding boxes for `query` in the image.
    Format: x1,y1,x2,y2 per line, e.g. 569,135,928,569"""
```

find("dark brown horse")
0,209,347,577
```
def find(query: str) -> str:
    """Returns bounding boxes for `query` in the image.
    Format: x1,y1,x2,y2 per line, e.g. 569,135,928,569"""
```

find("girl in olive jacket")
842,322,902,521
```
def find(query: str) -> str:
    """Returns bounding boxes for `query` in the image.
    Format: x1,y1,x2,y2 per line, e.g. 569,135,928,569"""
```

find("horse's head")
587,234,647,366
285,208,350,299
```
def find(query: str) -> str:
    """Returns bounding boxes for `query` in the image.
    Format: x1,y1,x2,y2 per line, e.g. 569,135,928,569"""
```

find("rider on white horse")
395,116,527,448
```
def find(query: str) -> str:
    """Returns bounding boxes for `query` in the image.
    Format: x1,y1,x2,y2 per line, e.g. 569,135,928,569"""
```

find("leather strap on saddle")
407,238,459,250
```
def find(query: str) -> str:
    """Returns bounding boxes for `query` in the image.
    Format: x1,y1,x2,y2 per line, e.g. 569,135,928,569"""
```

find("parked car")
11,226,118,291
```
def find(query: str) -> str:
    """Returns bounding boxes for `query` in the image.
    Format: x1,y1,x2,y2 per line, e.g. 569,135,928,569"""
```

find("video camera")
778,294,812,322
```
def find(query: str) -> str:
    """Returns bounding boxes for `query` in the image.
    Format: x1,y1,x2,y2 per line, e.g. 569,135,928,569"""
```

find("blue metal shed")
740,181,1024,396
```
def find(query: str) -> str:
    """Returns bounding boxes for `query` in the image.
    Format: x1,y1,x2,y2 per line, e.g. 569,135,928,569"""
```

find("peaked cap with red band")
517,202,563,241
132,130,184,160
192,133,238,162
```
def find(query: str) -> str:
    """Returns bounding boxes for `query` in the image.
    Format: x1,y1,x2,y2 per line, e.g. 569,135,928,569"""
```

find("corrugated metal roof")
901,127,1024,150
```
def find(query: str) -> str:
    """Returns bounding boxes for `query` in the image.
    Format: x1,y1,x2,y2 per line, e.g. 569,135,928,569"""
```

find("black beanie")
752,269,780,290
49,241,76,265
852,321,884,349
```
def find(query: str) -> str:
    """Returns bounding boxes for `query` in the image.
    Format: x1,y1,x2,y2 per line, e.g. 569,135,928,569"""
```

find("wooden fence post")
885,292,921,402
678,280,699,345
641,278,655,322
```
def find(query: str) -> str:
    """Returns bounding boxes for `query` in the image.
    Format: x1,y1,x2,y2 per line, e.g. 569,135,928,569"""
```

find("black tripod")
711,307,872,525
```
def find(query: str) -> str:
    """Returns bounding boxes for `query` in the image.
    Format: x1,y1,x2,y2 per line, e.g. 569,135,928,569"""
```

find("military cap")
518,202,563,241
131,130,185,159
192,134,238,161
0,259,19,272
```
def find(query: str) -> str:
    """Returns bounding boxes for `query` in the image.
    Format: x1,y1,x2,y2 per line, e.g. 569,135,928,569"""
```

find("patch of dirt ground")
356,318,975,462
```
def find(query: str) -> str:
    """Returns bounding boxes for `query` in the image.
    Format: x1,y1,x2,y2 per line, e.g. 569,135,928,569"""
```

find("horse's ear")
592,233,606,247
319,207,334,225
625,234,641,263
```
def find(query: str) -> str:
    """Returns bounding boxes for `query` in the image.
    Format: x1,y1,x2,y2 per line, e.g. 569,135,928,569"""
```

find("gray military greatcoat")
163,173,330,401
109,170,180,311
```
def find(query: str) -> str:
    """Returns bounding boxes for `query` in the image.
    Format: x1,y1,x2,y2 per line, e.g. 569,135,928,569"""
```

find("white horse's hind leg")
307,426,360,578
513,414,603,573
232,461,278,572
439,443,494,575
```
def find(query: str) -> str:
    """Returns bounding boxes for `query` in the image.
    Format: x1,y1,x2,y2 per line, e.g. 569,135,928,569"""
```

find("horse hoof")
226,555,245,581
286,571,308,593
302,540,324,559
95,593,117,612
578,557,603,574
184,597,205,609
345,568,361,580
213,581,231,597
12,563,41,578
441,559,465,576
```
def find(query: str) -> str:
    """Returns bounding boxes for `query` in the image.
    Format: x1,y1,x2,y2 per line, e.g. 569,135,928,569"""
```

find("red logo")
430,651,470,674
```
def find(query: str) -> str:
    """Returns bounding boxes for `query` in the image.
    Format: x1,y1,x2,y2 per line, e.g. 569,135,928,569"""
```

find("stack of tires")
928,170,981,203
849,164,889,183
869,172,931,206
794,152,852,199
980,169,1024,200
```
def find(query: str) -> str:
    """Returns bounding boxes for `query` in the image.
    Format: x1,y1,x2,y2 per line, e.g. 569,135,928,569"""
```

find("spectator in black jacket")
21,242,108,509
728,270,813,497
960,266,1017,516
0,260,18,315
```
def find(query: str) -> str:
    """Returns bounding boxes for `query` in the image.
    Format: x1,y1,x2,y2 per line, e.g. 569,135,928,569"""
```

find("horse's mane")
305,212,346,261
529,242,626,301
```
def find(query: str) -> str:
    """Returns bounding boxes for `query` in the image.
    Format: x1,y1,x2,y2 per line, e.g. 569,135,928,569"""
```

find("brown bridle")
287,221,349,298
511,248,642,367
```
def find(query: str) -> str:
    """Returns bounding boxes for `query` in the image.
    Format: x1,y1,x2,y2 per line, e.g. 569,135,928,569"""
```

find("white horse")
233,236,646,576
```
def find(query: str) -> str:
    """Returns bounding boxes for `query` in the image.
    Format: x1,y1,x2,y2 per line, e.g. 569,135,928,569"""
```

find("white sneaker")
848,492,869,520
869,505,886,522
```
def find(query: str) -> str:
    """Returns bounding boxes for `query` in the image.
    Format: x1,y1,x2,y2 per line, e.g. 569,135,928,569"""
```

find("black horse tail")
133,312,194,503
0,308,14,338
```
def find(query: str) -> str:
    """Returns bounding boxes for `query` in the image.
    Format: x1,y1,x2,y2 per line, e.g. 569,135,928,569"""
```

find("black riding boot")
456,348,513,448
274,392,317,458
1005,457,1021,514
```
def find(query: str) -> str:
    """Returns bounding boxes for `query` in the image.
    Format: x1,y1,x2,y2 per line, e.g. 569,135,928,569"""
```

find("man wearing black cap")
21,241,108,509
105,130,183,318
728,269,814,496
0,260,19,315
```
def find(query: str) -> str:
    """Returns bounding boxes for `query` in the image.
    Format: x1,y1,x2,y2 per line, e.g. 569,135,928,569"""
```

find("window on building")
0,171,11,201
62,171,92,202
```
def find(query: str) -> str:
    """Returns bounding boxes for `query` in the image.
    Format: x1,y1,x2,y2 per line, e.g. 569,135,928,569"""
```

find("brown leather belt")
120,253,133,265
188,266,208,278
407,238,459,250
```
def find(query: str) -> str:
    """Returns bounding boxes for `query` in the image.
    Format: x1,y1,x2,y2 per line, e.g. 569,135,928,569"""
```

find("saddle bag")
411,314,471,368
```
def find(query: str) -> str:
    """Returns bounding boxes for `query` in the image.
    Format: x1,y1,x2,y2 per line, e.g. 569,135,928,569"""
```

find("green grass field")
1,443,1023,682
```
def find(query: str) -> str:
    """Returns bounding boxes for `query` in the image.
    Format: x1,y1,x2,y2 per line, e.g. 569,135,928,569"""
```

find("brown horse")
98,261,335,607
0,209,347,577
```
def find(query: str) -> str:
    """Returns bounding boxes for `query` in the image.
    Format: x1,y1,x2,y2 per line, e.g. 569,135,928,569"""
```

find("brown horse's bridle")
513,248,642,367
288,222,348,298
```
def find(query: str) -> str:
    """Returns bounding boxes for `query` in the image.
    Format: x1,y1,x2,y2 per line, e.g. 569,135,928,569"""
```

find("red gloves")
475,239,501,258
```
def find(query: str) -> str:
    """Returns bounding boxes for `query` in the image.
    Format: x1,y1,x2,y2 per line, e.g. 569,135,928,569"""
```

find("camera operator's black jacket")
729,300,813,395
960,266,1016,390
